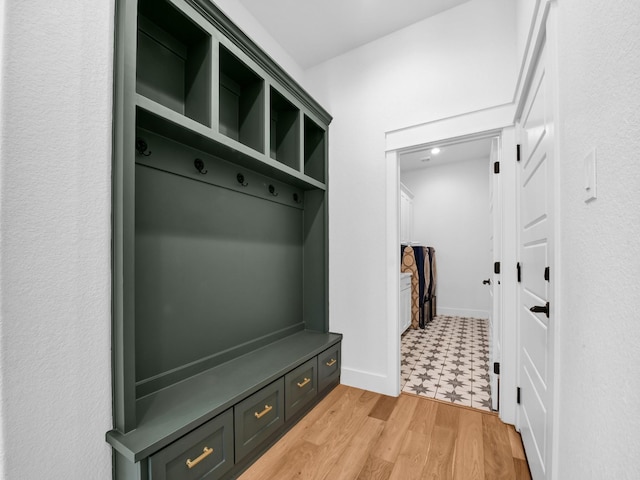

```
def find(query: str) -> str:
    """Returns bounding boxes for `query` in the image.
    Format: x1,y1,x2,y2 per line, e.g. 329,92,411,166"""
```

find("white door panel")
518,36,555,480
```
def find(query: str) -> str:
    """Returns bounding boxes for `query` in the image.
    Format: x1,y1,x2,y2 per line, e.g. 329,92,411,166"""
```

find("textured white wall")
402,158,491,319
554,0,640,478
0,1,115,479
305,0,517,392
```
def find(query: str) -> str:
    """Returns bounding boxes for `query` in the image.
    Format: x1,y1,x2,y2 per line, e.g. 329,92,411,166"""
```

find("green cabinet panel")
318,344,341,393
149,409,233,480
284,357,318,421
233,379,285,462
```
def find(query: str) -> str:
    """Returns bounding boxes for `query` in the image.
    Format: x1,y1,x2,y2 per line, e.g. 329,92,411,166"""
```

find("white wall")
553,0,640,478
0,1,114,478
305,0,517,392
402,158,491,319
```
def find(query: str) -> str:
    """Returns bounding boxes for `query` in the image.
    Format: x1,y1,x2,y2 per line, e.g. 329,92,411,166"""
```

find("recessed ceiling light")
431,147,441,155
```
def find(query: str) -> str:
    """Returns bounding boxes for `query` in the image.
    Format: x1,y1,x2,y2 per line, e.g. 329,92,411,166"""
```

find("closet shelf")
106,330,341,463
136,95,326,191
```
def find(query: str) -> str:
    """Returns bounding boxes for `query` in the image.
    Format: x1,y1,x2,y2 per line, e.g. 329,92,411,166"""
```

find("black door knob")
482,278,491,285
530,302,550,318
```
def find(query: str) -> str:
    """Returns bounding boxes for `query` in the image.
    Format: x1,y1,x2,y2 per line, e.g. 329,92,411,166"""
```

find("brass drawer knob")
254,404,273,419
186,446,213,469
325,358,337,367
297,377,311,388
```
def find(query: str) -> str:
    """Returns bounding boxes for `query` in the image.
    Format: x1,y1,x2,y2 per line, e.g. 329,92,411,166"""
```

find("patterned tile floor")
401,315,493,411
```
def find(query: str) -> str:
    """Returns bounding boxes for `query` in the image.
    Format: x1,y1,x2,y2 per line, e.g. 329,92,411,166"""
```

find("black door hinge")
517,262,521,283
494,161,500,174
544,266,550,282
494,362,500,375
494,261,501,274
517,387,521,404
516,144,521,162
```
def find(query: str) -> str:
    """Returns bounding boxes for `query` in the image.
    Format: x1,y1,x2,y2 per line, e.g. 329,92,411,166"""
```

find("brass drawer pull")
297,377,311,388
326,358,337,367
186,446,213,469
254,404,273,419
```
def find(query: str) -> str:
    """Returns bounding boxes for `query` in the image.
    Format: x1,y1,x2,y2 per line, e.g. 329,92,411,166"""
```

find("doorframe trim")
385,104,517,421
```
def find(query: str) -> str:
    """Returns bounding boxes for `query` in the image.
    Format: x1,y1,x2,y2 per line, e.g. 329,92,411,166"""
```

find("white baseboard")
437,307,489,319
340,367,399,397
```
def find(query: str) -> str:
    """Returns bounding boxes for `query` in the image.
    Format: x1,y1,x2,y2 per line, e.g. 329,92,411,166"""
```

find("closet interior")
398,141,493,411
107,1,341,479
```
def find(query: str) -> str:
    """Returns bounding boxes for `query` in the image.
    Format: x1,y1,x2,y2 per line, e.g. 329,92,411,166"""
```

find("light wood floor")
239,385,531,480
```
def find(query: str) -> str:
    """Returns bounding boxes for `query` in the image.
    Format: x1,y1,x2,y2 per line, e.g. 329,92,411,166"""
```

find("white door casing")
516,36,556,480
489,136,503,412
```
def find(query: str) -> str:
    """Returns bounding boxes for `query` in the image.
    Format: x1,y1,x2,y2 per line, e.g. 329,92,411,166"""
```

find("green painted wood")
318,344,341,393
284,357,318,421
134,164,304,387
270,87,300,170
304,115,326,184
234,379,285,462
111,1,335,476
303,190,327,332
218,44,264,152
184,0,332,126
113,0,139,434
150,409,234,480
136,99,325,191
106,332,340,462
115,451,149,480
137,1,211,126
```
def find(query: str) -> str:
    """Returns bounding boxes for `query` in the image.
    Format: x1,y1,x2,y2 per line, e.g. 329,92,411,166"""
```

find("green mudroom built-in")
107,0,341,478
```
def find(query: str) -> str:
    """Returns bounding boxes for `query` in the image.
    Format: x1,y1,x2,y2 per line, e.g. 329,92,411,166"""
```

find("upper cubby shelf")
133,0,330,191
270,87,300,170
136,0,211,127
219,44,265,153
304,115,326,184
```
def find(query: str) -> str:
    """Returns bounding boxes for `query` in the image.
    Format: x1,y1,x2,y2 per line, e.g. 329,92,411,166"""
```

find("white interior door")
489,136,502,412
517,37,555,480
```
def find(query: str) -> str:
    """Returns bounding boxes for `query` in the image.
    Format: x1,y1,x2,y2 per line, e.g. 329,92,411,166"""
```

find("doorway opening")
397,133,501,412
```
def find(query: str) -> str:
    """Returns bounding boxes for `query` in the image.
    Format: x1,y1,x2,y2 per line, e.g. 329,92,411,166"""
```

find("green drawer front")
149,409,233,480
234,378,284,462
318,343,341,392
284,357,318,421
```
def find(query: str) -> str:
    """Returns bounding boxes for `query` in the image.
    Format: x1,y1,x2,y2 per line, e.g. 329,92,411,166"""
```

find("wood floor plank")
298,389,381,479
482,414,517,480
303,386,370,446
420,425,456,480
369,394,399,421
239,386,531,480
324,416,386,480
370,394,420,463
453,409,485,480
508,425,527,460
409,395,438,436
388,430,430,480
357,454,394,480
514,458,533,480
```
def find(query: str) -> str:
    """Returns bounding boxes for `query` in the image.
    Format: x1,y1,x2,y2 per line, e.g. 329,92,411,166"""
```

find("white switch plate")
584,148,597,202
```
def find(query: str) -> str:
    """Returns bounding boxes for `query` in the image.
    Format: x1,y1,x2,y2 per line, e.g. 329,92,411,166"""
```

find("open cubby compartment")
304,115,326,183
136,0,211,127
219,44,265,153
270,87,300,170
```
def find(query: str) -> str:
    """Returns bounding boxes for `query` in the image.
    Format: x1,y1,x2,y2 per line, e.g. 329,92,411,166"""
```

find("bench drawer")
149,409,233,480
234,378,284,462
318,344,341,392
284,357,318,420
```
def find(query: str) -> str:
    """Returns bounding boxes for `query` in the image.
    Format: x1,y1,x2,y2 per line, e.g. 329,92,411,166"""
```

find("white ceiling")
399,137,493,172
237,0,472,69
